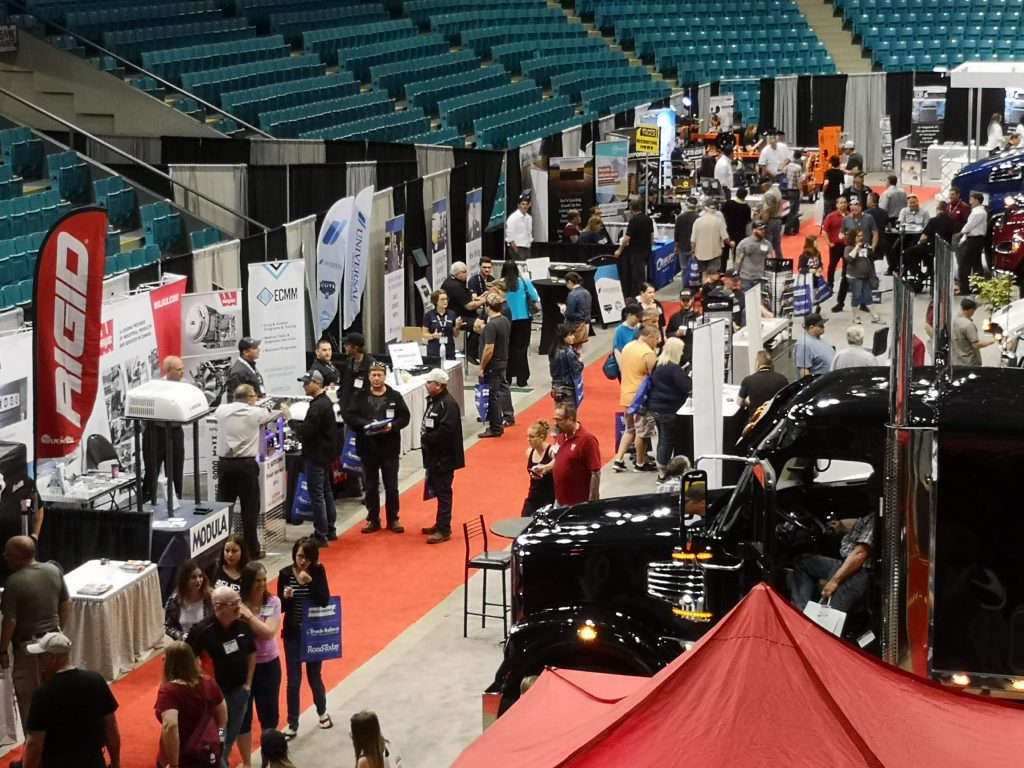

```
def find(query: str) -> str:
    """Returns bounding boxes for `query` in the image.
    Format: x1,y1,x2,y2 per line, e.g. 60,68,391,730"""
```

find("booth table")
394,358,463,455
151,500,233,601
38,472,137,509
63,559,164,681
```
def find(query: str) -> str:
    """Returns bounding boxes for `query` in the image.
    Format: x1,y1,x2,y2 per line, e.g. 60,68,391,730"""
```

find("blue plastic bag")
572,370,584,408
341,429,361,471
291,473,313,522
686,257,702,287
475,381,490,422
626,376,651,415
792,281,813,317
813,279,833,304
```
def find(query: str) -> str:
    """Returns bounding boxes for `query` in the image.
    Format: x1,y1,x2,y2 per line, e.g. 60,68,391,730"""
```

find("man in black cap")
795,313,835,376
343,362,411,534
337,332,375,406
666,288,700,342
289,370,339,545
309,339,341,388
224,337,264,402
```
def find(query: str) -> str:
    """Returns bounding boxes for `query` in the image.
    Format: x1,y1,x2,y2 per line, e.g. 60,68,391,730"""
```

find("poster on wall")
383,215,406,344
430,197,449,291
1005,88,1024,128
595,140,629,219
83,292,160,474
900,147,923,188
548,157,595,242
0,329,33,466
466,188,483,277
148,274,188,361
248,261,306,397
910,86,946,148
519,138,544,197
709,94,734,131
180,290,242,405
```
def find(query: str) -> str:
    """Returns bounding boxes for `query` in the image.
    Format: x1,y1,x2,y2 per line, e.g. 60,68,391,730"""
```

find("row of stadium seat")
141,35,289,82
440,81,541,132
94,176,139,229
429,7,567,40
181,54,323,105
475,97,575,150
303,19,417,66
403,0,538,25
271,5,390,47
140,201,184,252
339,34,449,81
304,108,429,142
490,36,610,76
64,1,219,37
371,48,478,97
0,190,70,241
551,68,654,102
189,228,221,251
582,82,672,118
221,72,357,126
506,112,598,154
104,18,254,63
521,52,631,90
400,127,463,147
265,92,395,139
46,151,90,203
460,25,586,59
0,164,24,202
405,66,508,115
1,128,44,179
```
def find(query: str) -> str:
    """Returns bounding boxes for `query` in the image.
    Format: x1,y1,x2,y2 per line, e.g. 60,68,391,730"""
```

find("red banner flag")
34,207,108,463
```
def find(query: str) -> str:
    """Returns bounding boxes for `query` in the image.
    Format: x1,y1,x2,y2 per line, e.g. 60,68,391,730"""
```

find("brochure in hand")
364,418,393,436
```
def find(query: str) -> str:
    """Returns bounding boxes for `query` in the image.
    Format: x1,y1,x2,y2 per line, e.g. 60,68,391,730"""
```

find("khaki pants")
12,646,42,730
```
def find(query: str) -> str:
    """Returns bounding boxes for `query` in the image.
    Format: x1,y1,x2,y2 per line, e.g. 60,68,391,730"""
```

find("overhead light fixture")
681,96,692,108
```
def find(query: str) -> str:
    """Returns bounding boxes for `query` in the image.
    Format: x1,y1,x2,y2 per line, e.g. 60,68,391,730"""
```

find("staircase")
794,0,872,74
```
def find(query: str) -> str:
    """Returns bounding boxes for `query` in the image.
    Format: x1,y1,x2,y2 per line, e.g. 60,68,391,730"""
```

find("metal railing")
0,86,270,237
3,0,274,138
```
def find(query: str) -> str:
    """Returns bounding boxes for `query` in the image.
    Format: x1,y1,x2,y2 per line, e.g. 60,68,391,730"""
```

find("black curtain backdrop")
796,76,814,146
246,166,288,228
759,78,775,133
886,72,916,142
400,178,428,326
453,146,503,231
288,164,347,223
160,136,251,164
448,163,468,265
810,74,848,136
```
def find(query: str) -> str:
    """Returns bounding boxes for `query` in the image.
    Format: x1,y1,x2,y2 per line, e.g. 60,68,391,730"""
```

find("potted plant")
969,273,1016,316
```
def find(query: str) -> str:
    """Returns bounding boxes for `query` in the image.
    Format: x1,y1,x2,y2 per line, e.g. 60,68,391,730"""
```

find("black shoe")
830,303,845,313
503,418,516,427
478,429,503,438
468,356,480,366
427,532,452,544
388,521,405,533
361,521,382,534
634,461,658,472
313,535,329,547
421,525,438,535
327,531,338,541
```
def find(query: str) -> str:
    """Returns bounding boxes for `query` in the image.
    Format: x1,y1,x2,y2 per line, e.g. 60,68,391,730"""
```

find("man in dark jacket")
309,339,341,387
289,370,340,546
563,271,591,325
337,333,375,407
343,361,411,534
224,337,264,402
419,369,465,544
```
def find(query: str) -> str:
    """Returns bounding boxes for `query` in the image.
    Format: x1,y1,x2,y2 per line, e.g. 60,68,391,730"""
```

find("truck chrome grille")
647,560,706,610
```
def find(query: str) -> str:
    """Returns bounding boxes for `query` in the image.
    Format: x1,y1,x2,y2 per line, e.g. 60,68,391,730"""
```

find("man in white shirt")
714,146,734,195
957,192,988,295
831,325,878,369
896,194,929,233
877,175,908,222
757,132,790,179
505,193,533,259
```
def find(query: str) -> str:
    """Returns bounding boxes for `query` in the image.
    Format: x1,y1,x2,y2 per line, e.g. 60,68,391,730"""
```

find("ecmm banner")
34,207,107,466
466,188,483,277
383,215,406,344
248,261,306,396
316,196,353,333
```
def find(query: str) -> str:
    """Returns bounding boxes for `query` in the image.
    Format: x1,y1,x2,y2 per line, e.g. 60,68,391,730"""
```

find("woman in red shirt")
155,641,227,768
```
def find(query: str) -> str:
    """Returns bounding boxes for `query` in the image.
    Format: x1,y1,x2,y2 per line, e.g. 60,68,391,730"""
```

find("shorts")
625,410,656,439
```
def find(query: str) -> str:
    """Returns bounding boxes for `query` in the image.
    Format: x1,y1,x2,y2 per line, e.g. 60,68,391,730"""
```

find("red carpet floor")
6,354,625,768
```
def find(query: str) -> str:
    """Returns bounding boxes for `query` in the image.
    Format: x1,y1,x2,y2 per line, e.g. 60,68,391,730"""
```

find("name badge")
354,378,363,389
439,337,447,346
386,408,395,419
760,243,769,252
424,417,435,429
223,639,239,655
260,606,274,617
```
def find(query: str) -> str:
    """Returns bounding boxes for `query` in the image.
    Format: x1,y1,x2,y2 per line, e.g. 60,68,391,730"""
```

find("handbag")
626,375,651,415
813,278,833,304
868,274,880,290
601,352,620,380
802,598,847,636
181,689,222,765
792,278,813,317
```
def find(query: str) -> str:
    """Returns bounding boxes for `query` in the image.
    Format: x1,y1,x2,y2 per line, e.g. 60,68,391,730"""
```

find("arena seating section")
836,0,1024,71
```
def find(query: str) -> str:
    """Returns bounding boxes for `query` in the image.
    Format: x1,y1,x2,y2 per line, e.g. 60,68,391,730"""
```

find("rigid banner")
0,329,34,466
595,140,629,219
342,186,374,329
430,197,449,291
181,290,243,404
384,215,406,344
466,188,483,277
316,196,353,333
548,157,595,242
248,261,306,397
83,291,160,472
34,207,108,465
148,274,188,361
911,86,946,148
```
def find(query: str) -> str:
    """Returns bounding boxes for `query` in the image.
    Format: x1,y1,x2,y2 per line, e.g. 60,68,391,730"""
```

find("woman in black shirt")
421,289,462,360
648,337,691,481
209,534,249,593
522,419,555,516
278,537,331,737
822,155,845,214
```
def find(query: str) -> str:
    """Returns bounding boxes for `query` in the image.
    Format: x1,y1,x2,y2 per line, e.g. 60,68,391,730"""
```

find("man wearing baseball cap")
795,313,835,376
419,369,464,543
289,370,340,545
953,297,996,367
22,631,121,768
224,337,264,402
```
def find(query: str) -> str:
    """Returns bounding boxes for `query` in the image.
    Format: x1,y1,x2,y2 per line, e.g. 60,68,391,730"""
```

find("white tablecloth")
395,359,464,455
64,560,165,681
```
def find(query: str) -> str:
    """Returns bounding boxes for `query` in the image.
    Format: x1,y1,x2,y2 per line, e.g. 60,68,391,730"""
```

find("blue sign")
649,240,679,290
300,596,342,662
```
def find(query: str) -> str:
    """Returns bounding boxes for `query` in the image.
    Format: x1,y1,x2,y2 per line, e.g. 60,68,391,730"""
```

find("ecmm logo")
258,287,298,306
190,509,229,557
53,231,92,428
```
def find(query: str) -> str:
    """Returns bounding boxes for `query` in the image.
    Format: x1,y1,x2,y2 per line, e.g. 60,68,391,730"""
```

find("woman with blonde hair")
647,337,691,481
578,214,612,245
155,641,227,768
522,419,555,516
351,711,400,768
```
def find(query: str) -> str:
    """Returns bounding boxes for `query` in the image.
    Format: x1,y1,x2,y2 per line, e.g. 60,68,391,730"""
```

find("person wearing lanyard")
224,337,264,402
288,371,340,547
422,289,463,361
419,369,464,544
309,339,340,387
957,192,988,296
505,193,533,260
215,384,286,560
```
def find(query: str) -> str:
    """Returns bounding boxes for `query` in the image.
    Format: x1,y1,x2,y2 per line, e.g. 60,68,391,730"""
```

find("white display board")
691,319,726,489
744,286,764,376
0,328,33,465
247,261,306,397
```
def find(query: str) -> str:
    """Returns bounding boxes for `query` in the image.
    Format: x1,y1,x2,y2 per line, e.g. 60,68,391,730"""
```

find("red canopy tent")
457,584,1024,767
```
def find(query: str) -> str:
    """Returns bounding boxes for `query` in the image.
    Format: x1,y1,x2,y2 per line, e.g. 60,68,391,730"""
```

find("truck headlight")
577,620,598,642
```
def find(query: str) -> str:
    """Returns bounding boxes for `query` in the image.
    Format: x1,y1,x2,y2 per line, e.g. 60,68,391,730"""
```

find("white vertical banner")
247,261,306,397
692,319,725,489
316,197,353,333
343,185,375,329
83,293,160,473
430,197,449,291
744,286,763,376
466,188,483,277
383,214,406,344
0,329,34,466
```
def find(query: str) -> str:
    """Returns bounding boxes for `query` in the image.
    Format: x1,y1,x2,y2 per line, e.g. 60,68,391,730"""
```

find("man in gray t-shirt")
479,293,513,437
0,536,70,729
952,298,995,366
733,221,774,291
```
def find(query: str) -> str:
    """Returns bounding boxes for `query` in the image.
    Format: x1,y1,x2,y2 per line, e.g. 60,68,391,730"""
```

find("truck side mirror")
681,469,708,536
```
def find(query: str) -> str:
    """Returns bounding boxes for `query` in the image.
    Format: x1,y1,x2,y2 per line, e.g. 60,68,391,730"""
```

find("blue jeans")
653,412,678,469
241,657,281,734
790,553,870,613
283,634,326,731
305,460,336,539
848,277,873,309
221,684,250,768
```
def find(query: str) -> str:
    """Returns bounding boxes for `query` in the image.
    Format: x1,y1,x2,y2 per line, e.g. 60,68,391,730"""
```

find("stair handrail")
0,86,271,235
3,0,274,139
